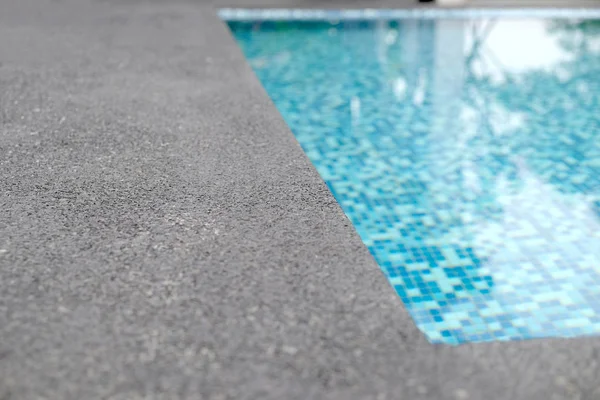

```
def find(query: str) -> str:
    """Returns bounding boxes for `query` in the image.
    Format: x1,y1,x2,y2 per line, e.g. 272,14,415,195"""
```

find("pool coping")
219,6,600,19
1,0,600,399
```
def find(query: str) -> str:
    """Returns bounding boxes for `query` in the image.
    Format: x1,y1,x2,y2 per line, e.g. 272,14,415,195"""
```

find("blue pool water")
228,16,600,344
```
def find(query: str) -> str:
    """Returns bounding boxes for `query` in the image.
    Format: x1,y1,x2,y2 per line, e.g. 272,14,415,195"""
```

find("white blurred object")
437,0,469,6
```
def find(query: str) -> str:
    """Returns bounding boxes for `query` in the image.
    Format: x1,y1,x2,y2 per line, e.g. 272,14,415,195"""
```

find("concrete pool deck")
1,0,600,399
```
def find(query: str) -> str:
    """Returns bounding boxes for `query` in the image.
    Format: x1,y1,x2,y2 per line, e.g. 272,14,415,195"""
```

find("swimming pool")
226,11,600,344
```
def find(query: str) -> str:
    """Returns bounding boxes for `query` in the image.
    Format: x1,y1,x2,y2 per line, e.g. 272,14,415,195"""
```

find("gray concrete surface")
1,0,600,399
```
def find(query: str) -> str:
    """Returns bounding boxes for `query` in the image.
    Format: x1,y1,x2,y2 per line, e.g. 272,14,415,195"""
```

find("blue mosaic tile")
227,16,600,344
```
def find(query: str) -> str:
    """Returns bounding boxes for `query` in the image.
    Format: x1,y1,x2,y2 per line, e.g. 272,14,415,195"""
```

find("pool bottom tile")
229,16,600,344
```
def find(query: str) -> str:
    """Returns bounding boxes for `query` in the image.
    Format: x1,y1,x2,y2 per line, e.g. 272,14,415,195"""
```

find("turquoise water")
228,17,600,344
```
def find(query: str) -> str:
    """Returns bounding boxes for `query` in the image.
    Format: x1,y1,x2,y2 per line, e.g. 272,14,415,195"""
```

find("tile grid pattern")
228,16,600,344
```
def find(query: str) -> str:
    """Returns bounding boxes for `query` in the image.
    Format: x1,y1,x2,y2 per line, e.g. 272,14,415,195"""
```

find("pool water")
228,17,600,344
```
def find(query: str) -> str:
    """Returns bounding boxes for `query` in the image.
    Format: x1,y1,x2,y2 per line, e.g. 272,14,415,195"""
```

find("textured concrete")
1,0,600,399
